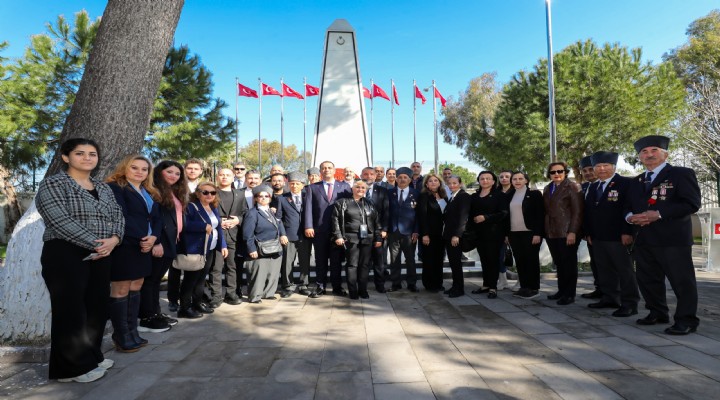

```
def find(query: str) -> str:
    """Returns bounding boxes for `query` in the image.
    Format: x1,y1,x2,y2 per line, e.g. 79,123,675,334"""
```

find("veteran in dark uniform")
625,135,701,335
579,155,602,300
583,151,640,317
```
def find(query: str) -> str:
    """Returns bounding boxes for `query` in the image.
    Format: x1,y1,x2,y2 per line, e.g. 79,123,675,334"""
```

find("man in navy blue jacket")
387,167,420,292
276,172,312,297
625,135,701,335
304,161,352,296
583,151,640,317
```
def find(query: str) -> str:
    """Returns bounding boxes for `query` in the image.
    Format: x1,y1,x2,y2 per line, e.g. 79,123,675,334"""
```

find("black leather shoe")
280,290,293,298
359,292,370,299
448,290,465,298
581,289,603,299
194,303,214,314
488,290,497,299
375,286,387,293
332,289,348,296
612,307,638,317
408,286,419,293
209,298,223,309
443,288,452,295
664,324,697,335
224,295,242,305
349,292,359,300
471,287,490,294
390,285,402,292
588,301,621,309
177,308,202,319
556,297,575,305
168,301,179,312
309,287,324,298
636,314,670,325
299,288,312,296
547,292,562,300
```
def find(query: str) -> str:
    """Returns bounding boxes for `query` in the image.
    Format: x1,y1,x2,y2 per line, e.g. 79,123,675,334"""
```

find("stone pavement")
3,269,720,400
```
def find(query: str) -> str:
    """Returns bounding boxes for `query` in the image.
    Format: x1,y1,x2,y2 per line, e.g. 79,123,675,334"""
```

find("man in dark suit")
304,161,352,296
212,168,248,307
361,167,390,292
626,135,701,335
579,155,602,300
410,162,424,191
276,172,312,298
583,152,640,317
387,167,420,292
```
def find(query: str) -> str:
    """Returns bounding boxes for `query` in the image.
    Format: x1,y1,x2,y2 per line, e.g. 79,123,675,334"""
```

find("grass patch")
0,244,6,259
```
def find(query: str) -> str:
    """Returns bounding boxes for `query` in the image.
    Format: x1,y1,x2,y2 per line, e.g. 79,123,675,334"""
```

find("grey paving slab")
373,381,436,400
408,336,470,372
497,311,563,335
425,369,499,400
522,304,579,323
647,369,720,400
589,370,689,400
526,362,623,400
133,376,213,400
599,324,677,347
468,297,523,313
170,341,237,377
316,371,374,400
139,337,205,362
551,320,612,339
582,337,683,372
651,345,720,381
663,332,720,356
535,333,630,371
220,347,281,377
81,361,174,400
368,342,426,383
320,346,371,373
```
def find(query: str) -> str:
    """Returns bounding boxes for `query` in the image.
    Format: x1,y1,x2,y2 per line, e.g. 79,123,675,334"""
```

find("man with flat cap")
307,167,321,185
276,172,312,298
625,135,701,335
387,167,420,292
579,155,602,300
584,151,640,317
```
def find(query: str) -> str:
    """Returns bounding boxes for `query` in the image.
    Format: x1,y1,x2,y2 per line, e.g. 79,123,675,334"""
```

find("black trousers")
281,238,312,290
167,265,181,304
371,239,388,290
345,242,372,295
41,239,109,379
421,235,445,291
313,233,343,289
210,245,235,300
633,245,699,327
179,250,216,308
508,231,541,290
546,237,579,298
445,238,464,293
140,256,173,319
587,241,599,289
477,239,503,289
388,231,418,287
592,240,640,308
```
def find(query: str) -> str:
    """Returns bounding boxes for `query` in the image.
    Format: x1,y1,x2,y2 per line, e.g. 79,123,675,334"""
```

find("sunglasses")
255,194,271,199
234,167,246,171
200,190,217,196
548,170,565,175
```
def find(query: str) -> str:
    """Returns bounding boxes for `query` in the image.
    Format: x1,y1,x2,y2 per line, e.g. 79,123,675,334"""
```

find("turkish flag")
414,85,426,105
305,84,320,97
362,87,372,99
372,84,389,101
282,83,304,99
238,83,258,98
434,87,447,107
262,83,281,96
392,83,400,106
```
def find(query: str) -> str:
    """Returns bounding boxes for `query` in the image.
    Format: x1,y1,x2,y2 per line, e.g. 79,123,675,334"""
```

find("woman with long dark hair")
37,138,124,382
443,175,471,297
417,173,447,292
138,160,188,333
469,171,508,299
106,155,162,352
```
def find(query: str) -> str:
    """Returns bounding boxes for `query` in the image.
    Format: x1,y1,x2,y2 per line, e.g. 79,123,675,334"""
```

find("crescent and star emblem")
336,36,345,45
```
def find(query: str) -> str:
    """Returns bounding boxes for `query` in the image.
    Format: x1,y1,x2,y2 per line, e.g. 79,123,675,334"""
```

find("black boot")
178,298,202,319
127,290,148,347
109,296,141,353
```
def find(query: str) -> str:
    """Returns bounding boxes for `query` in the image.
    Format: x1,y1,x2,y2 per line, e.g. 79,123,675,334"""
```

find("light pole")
546,0,558,162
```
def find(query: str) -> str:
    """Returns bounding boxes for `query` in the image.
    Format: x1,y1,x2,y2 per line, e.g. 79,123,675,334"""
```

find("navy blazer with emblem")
303,180,352,234
388,186,419,236
583,173,633,242
276,190,306,242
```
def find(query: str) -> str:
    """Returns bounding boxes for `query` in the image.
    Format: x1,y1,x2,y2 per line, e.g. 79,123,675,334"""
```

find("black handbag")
504,245,514,267
255,208,282,257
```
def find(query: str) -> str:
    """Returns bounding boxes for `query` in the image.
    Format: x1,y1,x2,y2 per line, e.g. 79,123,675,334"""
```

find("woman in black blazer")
506,171,545,299
443,175,471,297
242,185,288,303
332,181,382,299
469,171,508,298
138,160,187,332
417,173,448,292
106,155,162,352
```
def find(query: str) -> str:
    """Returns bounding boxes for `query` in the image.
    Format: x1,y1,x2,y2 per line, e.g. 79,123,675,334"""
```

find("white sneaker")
98,359,114,370
497,274,508,290
58,367,106,383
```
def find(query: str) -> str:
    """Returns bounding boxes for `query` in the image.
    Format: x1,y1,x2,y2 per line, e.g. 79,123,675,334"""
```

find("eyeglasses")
234,167,246,171
548,170,565,175
200,190,217,196
255,194,271,199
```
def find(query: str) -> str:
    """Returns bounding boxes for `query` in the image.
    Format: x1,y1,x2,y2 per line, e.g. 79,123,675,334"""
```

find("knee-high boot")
109,296,141,353
127,290,148,347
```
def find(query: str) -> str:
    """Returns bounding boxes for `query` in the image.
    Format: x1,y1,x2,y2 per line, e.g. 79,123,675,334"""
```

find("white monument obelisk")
312,19,371,171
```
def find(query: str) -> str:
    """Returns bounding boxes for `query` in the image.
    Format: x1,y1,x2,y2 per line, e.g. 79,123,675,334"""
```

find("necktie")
399,189,405,203
327,182,333,200
294,195,301,210
644,171,654,192
366,185,372,198
595,181,604,202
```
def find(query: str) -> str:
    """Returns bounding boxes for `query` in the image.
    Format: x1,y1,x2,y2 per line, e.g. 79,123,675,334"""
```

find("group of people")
35,134,701,383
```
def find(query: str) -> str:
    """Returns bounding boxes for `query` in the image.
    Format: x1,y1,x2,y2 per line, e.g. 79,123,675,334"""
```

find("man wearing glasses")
233,163,246,189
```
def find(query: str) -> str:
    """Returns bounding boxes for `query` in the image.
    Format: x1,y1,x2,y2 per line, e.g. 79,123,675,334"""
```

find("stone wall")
0,193,34,243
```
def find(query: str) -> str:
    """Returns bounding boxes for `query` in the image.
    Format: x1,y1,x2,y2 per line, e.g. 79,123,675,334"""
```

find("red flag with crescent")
392,83,400,106
238,83,258,98
282,83,304,99
305,84,320,97
434,87,447,107
262,83,281,96
414,85,426,105
372,84,389,101
362,87,372,99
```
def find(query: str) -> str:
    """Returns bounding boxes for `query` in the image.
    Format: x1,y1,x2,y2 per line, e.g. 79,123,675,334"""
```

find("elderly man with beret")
583,151,640,317
625,135,701,335
276,171,313,297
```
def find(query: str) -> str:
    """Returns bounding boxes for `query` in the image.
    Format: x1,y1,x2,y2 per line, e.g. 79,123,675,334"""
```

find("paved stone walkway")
2,269,720,400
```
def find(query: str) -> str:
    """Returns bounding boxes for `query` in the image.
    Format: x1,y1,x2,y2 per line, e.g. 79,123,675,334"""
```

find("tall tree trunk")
0,0,184,344
0,165,23,238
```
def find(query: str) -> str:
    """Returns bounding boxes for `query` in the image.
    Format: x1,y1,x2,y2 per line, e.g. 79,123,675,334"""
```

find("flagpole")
546,0,558,162
390,79,395,168
432,80,439,175
370,79,374,166
280,78,285,165
235,77,239,163
303,77,307,172
413,79,417,162
258,77,263,170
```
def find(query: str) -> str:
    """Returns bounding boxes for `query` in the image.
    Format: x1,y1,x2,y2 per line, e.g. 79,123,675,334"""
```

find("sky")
1,0,718,173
